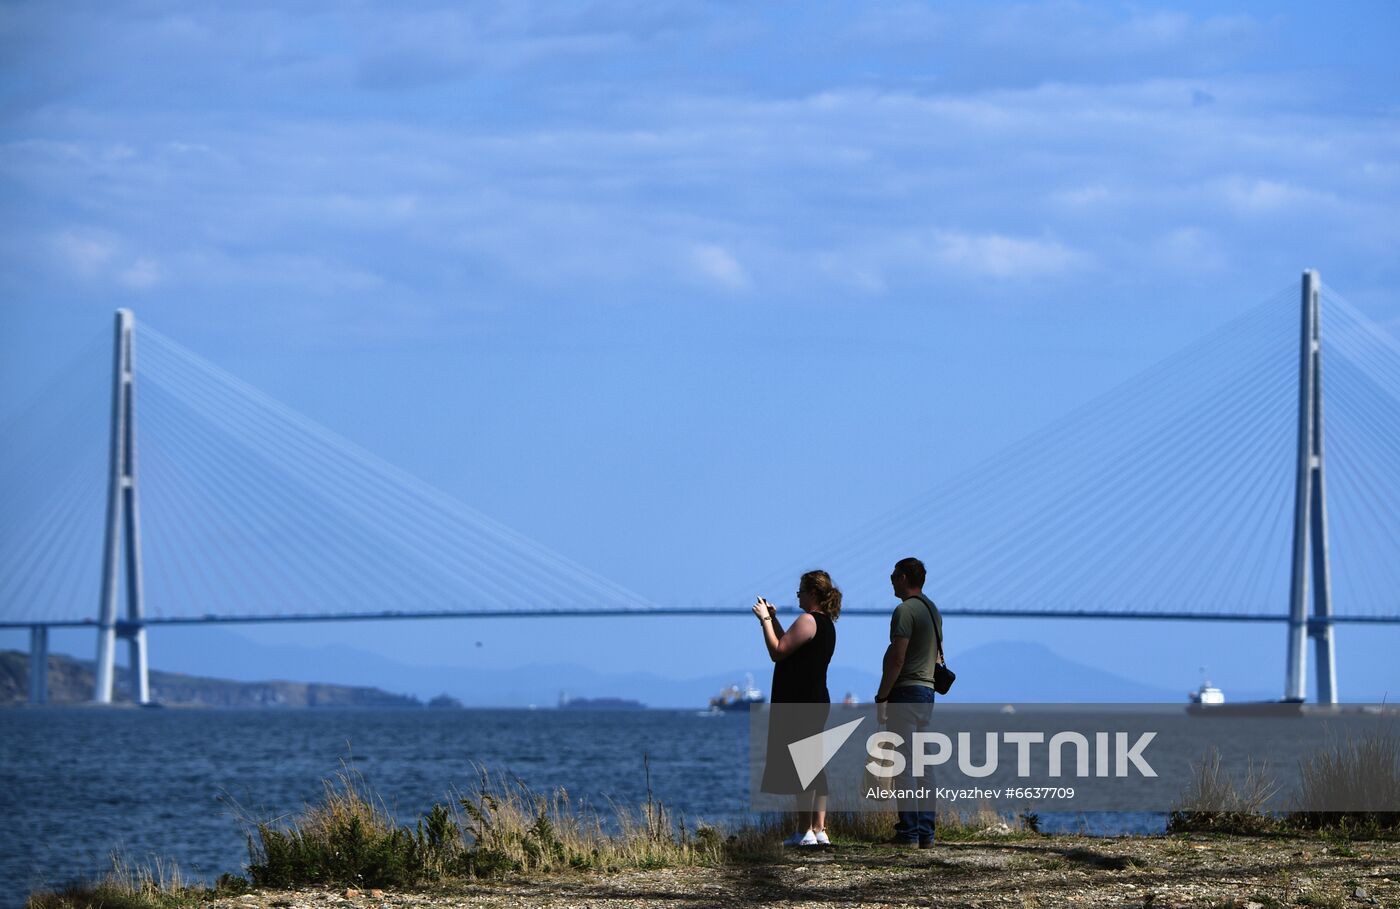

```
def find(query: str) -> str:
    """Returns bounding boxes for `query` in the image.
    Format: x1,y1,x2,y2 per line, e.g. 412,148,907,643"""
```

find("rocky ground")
205,834,1399,908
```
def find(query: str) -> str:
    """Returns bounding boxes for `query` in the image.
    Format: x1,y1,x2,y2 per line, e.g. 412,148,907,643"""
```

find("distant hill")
6,633,1307,708
0,650,421,708
929,641,1183,702
125,629,1203,706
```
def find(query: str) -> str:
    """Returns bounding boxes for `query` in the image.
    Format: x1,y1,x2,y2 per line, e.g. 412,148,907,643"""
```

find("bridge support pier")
125,623,150,704
95,308,151,705
29,625,48,704
1285,270,1337,704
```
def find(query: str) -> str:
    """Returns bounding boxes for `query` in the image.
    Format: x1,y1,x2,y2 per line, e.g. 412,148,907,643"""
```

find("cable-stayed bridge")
2,272,1398,705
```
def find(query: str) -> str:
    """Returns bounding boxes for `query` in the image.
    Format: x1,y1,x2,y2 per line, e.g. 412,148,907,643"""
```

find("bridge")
3,272,1398,704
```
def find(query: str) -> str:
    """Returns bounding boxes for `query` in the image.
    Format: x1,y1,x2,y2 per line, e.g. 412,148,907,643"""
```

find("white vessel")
708,673,765,712
1188,669,1225,705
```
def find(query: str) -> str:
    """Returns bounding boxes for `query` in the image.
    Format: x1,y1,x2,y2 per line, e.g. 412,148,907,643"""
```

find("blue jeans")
887,684,936,843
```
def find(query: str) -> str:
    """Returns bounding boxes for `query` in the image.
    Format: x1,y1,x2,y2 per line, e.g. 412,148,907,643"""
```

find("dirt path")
208,835,1400,908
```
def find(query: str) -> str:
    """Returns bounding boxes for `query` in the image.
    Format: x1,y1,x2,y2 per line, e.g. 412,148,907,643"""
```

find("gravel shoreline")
204,834,1399,908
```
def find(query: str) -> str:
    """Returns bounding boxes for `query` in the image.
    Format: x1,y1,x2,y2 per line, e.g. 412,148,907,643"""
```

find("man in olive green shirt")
873,557,942,846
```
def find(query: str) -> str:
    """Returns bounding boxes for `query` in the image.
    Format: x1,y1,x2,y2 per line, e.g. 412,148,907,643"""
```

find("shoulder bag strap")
915,593,945,665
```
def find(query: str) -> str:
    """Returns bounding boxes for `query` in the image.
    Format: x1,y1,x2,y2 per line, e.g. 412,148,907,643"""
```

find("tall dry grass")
1291,726,1400,833
456,765,726,876
24,852,239,909
1168,746,1281,834
1170,732,1400,837
247,765,463,888
243,761,732,887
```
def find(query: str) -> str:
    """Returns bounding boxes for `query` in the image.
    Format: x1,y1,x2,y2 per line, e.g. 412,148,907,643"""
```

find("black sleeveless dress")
760,612,836,795
770,612,835,704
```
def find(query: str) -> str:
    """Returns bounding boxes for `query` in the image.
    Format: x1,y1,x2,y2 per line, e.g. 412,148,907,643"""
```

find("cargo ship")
707,674,765,712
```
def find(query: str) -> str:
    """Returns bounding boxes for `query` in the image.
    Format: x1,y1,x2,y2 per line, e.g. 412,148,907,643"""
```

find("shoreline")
175,833,1400,908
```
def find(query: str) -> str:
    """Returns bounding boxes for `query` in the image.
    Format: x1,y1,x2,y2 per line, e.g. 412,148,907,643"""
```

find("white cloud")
927,232,1088,280
119,257,163,290
166,142,213,155
4,3,1396,328
1152,226,1228,272
1050,183,1116,209
50,230,116,277
18,68,1386,311
46,230,165,290
688,244,750,291
793,229,1090,294
177,250,389,296
1217,178,1337,215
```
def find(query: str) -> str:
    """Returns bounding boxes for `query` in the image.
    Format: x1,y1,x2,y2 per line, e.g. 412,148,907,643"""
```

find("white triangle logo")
787,716,866,790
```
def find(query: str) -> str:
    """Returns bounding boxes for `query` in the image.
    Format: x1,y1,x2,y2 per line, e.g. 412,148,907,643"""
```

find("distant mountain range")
11,629,1266,707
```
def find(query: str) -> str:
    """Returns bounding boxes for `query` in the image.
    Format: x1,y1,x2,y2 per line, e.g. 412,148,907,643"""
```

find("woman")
752,569,841,847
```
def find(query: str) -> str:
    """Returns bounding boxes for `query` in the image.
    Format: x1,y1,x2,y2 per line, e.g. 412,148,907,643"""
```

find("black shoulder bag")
915,594,956,695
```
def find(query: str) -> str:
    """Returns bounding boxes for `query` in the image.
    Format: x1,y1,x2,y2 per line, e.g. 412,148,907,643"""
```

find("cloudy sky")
2,1,1398,701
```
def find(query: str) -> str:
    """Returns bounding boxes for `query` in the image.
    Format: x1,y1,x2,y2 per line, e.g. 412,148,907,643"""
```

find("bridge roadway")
5,607,1399,629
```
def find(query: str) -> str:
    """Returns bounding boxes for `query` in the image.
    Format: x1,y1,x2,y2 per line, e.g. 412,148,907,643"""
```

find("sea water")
0,707,1161,898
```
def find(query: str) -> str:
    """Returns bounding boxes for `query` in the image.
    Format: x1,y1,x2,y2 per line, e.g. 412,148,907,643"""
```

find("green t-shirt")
890,594,943,691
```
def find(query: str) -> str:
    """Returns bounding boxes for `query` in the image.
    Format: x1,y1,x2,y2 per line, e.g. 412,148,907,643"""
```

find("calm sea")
0,707,1161,901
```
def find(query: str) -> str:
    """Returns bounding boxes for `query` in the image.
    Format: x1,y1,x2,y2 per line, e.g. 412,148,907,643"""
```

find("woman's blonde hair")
799,569,842,620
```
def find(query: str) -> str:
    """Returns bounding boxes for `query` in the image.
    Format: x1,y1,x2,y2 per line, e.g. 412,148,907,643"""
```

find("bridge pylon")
94,308,150,705
29,625,49,704
1284,270,1337,704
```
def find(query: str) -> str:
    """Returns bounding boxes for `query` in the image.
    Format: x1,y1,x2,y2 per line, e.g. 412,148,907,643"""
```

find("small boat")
1185,669,1303,717
1187,699,1304,718
707,674,765,713
1187,666,1224,706
1189,681,1225,706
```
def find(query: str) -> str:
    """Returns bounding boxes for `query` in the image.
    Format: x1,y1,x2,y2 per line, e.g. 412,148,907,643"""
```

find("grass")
452,765,725,876
30,763,735,906
246,766,465,888
937,802,1041,841
242,760,735,887
1169,730,1400,838
1289,726,1400,834
244,760,1044,889
24,854,248,909
1168,746,1282,835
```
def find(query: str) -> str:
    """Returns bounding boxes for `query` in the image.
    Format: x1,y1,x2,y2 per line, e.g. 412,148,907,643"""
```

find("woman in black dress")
752,569,840,847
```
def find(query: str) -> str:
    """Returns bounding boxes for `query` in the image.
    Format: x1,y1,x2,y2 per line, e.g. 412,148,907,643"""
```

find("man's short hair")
893,557,926,588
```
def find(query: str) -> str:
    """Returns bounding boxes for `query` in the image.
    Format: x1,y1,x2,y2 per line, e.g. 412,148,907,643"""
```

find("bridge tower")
94,308,151,704
1285,270,1337,704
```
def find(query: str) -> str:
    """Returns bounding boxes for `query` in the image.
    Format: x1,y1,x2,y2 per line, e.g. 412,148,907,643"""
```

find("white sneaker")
782,830,808,847
813,830,830,846
797,829,819,846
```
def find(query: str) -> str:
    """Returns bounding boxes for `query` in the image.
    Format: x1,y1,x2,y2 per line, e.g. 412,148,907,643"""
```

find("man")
873,556,942,847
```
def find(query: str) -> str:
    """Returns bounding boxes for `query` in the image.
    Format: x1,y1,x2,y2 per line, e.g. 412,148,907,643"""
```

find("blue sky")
2,1,1399,702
